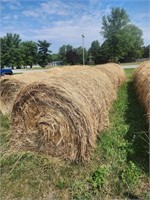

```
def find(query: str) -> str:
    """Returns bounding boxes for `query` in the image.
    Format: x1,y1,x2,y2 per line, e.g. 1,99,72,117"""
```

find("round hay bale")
0,72,51,115
134,61,150,78
45,65,92,76
0,78,25,115
134,61,150,123
10,67,117,163
95,63,126,89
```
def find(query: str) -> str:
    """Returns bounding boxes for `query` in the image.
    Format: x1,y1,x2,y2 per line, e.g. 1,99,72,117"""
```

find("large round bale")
45,65,89,76
0,78,25,115
10,66,117,163
134,61,150,77
134,61,150,122
95,63,125,89
0,71,50,115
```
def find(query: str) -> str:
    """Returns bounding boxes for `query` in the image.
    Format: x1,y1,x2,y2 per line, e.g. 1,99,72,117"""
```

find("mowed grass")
0,68,149,200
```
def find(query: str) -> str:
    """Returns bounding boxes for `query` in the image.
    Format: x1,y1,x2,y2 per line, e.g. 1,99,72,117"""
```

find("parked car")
0,68,13,76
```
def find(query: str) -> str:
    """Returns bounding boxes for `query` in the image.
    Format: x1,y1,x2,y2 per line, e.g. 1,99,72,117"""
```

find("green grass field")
0,68,149,200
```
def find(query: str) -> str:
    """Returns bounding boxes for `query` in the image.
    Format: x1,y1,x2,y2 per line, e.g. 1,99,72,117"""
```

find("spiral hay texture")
134,61,150,123
10,64,125,163
0,72,50,115
0,77,25,115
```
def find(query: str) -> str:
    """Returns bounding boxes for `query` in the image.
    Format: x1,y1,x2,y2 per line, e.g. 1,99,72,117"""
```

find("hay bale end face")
0,72,52,116
10,65,125,163
0,78,25,115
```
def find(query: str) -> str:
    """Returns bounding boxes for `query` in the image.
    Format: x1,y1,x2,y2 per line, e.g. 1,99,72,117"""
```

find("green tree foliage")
20,41,38,68
66,49,80,65
142,45,150,58
1,33,22,68
121,25,144,62
88,40,101,64
97,41,109,64
51,53,59,62
58,45,88,65
101,7,143,62
58,45,73,64
76,46,83,64
76,46,88,64
37,40,51,67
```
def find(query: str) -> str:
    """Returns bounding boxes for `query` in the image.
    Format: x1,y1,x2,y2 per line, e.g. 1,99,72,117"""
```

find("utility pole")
81,34,85,65
149,45,150,60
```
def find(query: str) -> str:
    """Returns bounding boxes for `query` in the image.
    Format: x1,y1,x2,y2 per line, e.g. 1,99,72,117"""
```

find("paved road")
12,69,50,74
121,65,139,69
12,65,139,74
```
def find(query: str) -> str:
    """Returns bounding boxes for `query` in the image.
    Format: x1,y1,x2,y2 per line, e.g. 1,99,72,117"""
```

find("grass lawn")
0,68,149,200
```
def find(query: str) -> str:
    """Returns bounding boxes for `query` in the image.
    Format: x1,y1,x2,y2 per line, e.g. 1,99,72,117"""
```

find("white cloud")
1,0,20,4
138,25,150,46
131,11,150,45
2,14,19,21
1,1,113,52
23,10,39,17
18,13,104,52
1,0,21,10
22,0,72,18
14,14,19,19
89,0,102,5
2,15,11,20
40,0,70,16
1,0,149,53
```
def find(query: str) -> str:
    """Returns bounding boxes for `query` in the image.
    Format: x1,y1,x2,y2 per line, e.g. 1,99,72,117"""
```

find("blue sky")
1,0,150,53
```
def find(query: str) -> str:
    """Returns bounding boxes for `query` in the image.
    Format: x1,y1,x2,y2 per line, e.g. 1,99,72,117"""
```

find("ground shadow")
124,192,140,200
124,81,149,173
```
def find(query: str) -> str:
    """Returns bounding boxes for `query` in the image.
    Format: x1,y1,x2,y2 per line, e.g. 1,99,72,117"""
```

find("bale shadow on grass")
124,192,140,200
124,81,149,173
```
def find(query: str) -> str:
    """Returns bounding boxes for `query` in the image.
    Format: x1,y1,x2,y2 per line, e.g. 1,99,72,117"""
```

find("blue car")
0,68,13,76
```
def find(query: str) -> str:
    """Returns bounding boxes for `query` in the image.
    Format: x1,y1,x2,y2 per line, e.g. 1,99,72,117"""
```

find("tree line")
0,7,149,68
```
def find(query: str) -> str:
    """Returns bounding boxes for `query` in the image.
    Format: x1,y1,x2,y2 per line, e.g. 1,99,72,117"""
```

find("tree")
76,46,88,64
20,41,38,68
97,40,110,64
51,53,59,62
58,45,73,64
101,7,143,62
66,49,80,65
121,24,143,62
1,33,22,68
37,40,51,67
75,46,83,64
142,45,150,58
88,40,101,64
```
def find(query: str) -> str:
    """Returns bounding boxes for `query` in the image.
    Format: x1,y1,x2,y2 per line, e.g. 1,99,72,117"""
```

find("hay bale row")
9,64,125,163
134,61,150,123
0,64,125,116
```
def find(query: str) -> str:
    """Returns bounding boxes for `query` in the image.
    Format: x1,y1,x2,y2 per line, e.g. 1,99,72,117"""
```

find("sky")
0,0,150,53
